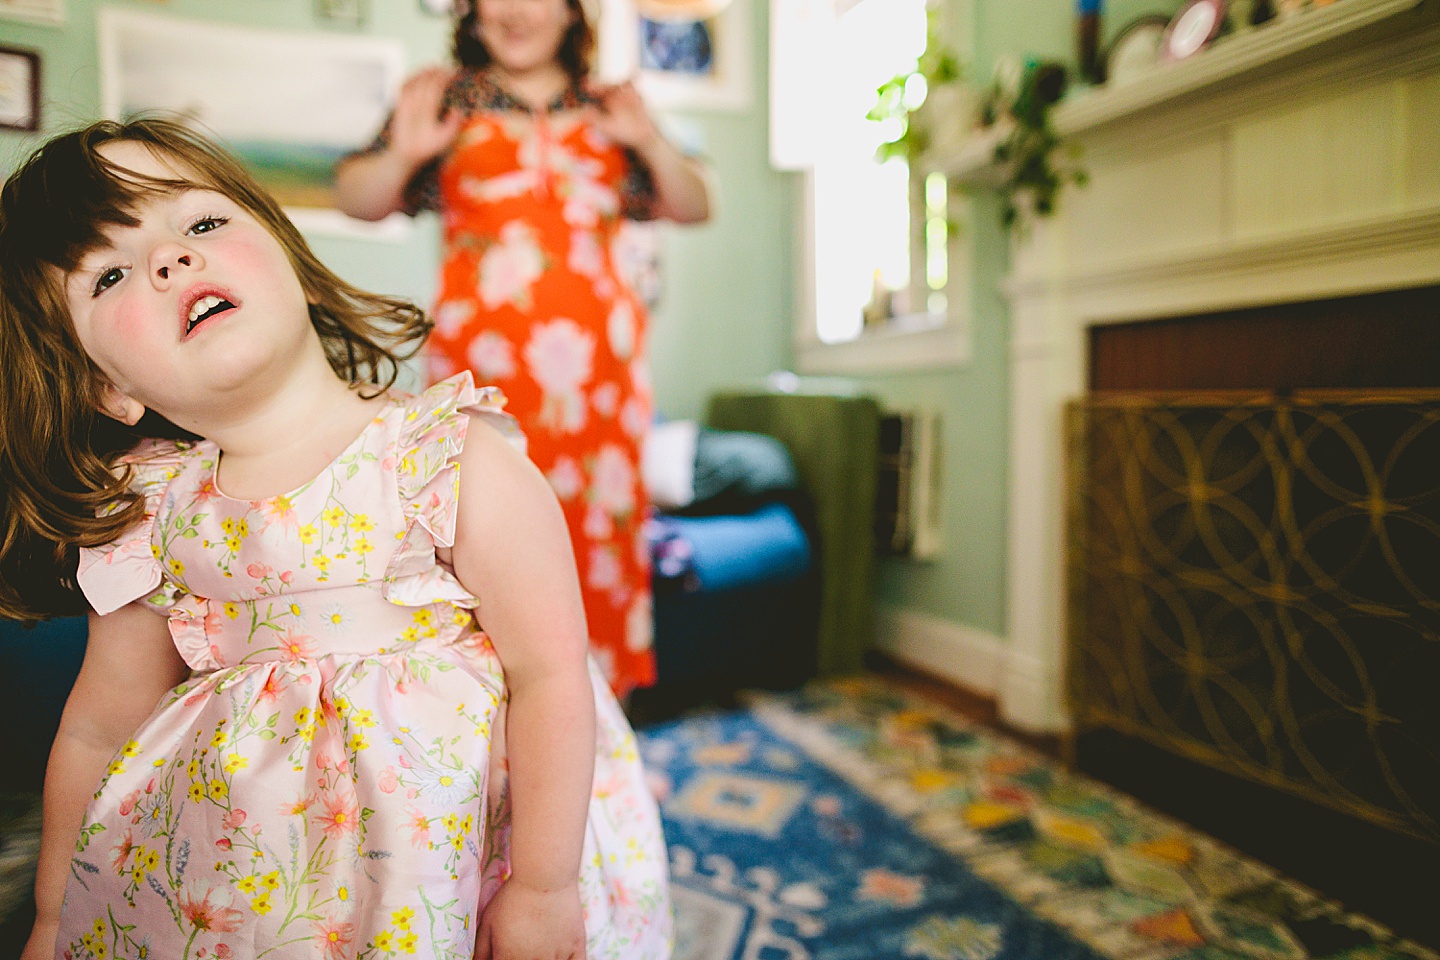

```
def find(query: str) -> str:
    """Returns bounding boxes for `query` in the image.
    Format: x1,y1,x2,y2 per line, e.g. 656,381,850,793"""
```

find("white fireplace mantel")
985,0,1440,732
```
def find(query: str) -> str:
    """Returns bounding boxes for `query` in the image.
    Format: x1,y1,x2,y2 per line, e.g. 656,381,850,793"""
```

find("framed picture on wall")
597,0,751,111
0,45,40,132
315,0,368,29
97,7,407,239
0,0,64,27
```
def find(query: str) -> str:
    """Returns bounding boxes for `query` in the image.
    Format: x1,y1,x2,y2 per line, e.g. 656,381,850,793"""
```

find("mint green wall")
863,0,1181,639
0,0,796,418
0,1,452,314
647,1,800,421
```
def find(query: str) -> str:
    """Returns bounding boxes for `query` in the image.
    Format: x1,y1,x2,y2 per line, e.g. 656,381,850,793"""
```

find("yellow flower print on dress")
62,375,670,958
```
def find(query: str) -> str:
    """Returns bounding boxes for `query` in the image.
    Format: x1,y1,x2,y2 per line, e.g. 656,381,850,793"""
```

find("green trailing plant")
869,7,963,164
987,60,1088,227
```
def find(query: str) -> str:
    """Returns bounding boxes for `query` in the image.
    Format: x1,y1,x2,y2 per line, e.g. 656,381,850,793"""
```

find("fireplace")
1066,386,1440,840
990,0,1440,755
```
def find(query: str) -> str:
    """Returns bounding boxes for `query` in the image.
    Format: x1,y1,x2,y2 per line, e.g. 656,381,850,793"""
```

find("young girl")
0,118,671,960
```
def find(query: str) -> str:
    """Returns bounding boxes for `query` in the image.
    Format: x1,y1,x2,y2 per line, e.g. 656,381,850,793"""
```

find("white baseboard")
874,605,1071,734
874,605,1006,697
997,649,1069,734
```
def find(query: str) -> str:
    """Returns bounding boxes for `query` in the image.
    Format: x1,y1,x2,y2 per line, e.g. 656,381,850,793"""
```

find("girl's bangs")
24,144,190,273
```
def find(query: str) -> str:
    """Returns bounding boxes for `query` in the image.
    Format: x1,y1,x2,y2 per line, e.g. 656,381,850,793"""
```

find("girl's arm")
588,81,714,224
449,417,595,960
333,66,464,222
22,602,188,960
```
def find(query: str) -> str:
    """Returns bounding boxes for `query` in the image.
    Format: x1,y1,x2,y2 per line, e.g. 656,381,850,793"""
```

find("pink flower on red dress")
467,330,517,382
479,220,545,311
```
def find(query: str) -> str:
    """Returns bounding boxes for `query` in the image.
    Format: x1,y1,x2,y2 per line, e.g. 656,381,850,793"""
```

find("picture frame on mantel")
0,0,64,26
0,45,41,132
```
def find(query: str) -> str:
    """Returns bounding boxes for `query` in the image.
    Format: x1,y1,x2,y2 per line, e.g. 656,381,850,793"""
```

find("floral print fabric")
60,374,672,960
402,72,660,696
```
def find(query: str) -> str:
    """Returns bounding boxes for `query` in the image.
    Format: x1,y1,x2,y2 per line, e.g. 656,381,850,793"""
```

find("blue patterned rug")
639,677,1437,960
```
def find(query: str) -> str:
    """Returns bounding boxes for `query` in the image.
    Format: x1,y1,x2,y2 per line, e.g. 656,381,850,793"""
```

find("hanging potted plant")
980,58,1088,227
868,7,965,164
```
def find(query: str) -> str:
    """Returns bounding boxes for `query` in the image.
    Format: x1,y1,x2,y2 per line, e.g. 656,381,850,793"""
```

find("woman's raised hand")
586,80,661,152
390,67,466,165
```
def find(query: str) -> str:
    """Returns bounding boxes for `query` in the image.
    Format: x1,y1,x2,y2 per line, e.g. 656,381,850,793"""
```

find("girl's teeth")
188,295,222,326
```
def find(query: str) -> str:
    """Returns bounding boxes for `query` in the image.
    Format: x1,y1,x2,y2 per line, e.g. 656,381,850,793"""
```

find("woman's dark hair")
453,0,594,82
0,116,432,620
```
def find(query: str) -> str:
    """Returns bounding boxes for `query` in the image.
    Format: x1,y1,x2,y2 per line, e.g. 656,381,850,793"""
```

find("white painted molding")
1053,0,1431,136
873,604,1004,697
1005,204,1440,319
997,650,1068,734
796,320,972,375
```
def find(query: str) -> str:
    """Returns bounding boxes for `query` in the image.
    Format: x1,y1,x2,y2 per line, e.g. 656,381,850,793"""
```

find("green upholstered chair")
705,390,881,677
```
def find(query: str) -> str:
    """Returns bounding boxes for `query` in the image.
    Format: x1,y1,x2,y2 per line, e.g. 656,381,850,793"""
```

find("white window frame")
785,0,976,376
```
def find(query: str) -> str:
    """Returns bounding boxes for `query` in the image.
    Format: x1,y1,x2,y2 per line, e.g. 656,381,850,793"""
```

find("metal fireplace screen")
1065,391,1440,841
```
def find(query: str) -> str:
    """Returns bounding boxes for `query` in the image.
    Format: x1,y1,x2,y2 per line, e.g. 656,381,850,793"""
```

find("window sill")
796,316,971,376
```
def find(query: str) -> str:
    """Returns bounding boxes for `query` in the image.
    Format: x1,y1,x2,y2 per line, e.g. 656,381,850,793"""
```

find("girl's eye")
92,267,127,297
187,215,229,235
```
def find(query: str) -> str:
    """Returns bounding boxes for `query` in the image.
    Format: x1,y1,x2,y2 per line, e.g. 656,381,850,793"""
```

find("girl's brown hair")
0,116,432,621
453,0,594,83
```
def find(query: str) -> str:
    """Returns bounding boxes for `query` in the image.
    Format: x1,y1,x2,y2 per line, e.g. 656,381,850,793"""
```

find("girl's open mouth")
185,295,237,335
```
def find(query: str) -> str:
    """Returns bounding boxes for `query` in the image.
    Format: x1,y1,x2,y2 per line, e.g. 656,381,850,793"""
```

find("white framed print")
97,7,409,239
0,0,63,27
598,0,752,112
0,45,40,131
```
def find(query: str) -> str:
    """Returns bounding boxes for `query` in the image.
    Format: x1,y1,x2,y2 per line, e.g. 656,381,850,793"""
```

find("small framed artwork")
599,0,752,112
315,0,368,29
0,45,40,132
1160,0,1228,62
0,0,64,26
418,0,455,15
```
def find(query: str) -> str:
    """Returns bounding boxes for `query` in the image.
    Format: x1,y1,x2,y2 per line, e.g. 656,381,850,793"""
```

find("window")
775,0,971,373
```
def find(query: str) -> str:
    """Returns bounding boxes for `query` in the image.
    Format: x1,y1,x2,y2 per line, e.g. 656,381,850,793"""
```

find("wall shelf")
1053,0,1432,136
923,122,1011,187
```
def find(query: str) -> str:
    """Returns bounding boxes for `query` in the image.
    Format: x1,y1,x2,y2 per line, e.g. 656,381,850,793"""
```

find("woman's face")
475,0,576,74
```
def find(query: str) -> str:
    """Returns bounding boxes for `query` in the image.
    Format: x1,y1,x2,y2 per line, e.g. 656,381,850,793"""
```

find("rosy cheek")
108,299,152,341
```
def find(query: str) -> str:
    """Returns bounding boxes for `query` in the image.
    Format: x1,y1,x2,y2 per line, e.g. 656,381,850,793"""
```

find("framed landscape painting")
97,7,407,238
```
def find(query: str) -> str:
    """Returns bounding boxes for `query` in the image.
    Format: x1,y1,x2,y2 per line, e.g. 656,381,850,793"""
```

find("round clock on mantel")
1161,0,1228,61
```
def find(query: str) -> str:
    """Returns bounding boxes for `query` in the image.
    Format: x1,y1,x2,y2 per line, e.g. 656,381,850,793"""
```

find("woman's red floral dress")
373,72,660,695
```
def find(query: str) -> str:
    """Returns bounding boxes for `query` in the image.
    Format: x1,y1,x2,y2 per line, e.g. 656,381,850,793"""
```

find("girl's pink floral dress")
58,373,672,960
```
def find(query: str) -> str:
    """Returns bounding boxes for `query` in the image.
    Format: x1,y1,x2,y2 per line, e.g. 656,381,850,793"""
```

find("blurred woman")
336,0,711,697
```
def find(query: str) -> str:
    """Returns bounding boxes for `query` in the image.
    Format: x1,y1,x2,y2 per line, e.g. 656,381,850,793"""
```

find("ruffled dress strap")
76,439,193,616
383,372,525,609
